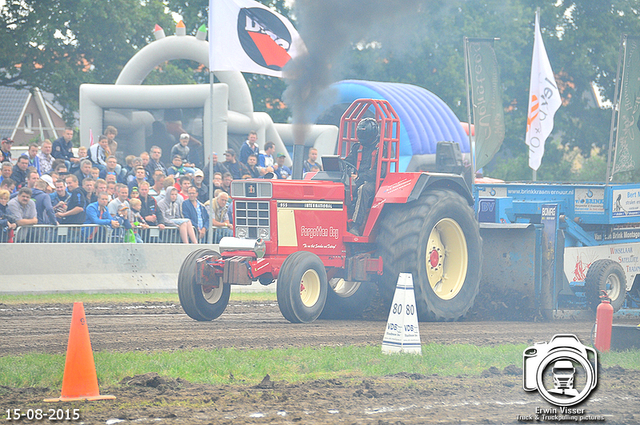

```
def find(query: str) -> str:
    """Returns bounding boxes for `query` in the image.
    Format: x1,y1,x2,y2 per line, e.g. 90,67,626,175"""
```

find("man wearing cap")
240,130,260,165
192,169,209,203
40,175,56,194
1,137,13,162
223,149,249,180
274,153,291,179
52,127,79,165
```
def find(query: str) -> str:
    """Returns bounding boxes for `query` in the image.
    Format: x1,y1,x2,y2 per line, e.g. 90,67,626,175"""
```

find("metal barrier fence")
11,224,183,244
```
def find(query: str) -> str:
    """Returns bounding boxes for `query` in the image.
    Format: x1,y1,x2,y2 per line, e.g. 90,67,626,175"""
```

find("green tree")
336,0,640,181
0,0,172,124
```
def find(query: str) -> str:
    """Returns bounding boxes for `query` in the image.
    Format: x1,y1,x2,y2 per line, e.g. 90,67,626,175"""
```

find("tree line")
3,0,640,181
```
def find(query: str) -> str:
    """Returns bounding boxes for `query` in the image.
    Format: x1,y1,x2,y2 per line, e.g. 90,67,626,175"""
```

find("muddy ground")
1,301,639,424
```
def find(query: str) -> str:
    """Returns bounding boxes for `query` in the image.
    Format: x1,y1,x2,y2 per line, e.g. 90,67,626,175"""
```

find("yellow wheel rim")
300,269,321,307
329,278,361,298
202,278,224,304
426,218,468,300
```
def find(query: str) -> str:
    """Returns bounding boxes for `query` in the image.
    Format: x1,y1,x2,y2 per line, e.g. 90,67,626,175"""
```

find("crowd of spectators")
0,128,300,244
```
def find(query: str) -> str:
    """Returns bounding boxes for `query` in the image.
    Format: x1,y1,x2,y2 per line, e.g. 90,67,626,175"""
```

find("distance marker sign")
382,273,422,355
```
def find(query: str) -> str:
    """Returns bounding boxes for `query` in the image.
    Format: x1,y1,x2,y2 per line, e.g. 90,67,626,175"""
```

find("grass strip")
1,344,638,388
0,291,276,305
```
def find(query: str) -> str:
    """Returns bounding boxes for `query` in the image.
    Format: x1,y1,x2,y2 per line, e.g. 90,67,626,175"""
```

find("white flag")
525,12,561,171
208,0,305,77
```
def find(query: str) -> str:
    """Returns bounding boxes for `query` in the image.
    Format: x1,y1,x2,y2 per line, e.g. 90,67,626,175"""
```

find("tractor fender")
407,173,474,206
363,172,473,237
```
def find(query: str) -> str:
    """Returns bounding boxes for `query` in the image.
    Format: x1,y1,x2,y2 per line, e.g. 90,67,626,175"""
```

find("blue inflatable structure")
330,80,469,171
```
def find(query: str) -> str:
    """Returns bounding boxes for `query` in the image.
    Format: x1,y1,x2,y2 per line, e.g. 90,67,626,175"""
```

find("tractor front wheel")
377,189,482,321
277,251,328,323
178,249,230,321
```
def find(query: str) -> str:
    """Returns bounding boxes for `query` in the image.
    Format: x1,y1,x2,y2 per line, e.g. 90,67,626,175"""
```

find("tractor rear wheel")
178,249,230,321
585,259,626,312
277,251,328,323
319,279,376,319
377,189,482,321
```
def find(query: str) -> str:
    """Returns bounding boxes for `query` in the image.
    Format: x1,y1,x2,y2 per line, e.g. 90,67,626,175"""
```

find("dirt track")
1,301,639,424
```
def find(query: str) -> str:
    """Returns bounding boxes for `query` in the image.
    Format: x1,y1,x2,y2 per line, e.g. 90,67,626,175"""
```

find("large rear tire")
377,189,482,321
585,259,626,312
277,251,328,323
178,249,230,321
319,279,376,319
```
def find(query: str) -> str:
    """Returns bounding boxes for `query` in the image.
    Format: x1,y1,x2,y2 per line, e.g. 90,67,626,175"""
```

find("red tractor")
178,99,482,323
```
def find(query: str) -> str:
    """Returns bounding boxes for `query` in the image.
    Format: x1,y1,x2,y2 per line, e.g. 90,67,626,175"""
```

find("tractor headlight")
236,226,248,239
258,227,270,240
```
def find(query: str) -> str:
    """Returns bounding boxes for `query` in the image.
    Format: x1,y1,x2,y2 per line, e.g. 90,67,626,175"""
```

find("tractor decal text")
382,179,413,194
277,201,342,209
300,225,339,239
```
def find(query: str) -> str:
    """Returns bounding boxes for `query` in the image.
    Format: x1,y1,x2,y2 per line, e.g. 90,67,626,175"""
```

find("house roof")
0,86,30,139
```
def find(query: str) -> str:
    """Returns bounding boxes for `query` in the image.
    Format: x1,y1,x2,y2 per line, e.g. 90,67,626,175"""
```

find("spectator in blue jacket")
182,186,209,242
32,179,57,225
85,192,121,242
52,127,79,168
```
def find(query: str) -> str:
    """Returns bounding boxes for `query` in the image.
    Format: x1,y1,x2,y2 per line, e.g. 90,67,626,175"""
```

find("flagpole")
463,37,475,179
606,35,626,185
208,70,215,244
532,8,540,183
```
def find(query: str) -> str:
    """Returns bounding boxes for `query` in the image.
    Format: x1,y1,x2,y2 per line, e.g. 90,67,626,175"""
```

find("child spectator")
167,155,188,177
128,197,148,243
0,189,17,242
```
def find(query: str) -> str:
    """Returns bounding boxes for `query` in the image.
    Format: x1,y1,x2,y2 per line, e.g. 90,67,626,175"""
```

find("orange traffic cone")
45,302,115,402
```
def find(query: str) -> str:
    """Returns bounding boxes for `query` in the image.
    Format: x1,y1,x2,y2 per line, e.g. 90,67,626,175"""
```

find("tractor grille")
235,201,270,240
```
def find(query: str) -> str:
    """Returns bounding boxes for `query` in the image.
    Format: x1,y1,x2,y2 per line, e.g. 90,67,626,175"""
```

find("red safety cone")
44,302,115,402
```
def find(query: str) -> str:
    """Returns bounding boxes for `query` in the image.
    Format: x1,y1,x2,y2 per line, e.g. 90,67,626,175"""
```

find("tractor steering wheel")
339,158,357,186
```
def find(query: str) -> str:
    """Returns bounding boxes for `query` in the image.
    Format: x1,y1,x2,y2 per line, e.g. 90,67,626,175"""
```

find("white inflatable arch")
79,25,338,164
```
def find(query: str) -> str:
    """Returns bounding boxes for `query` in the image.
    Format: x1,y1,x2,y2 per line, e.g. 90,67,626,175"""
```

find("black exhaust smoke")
283,0,427,178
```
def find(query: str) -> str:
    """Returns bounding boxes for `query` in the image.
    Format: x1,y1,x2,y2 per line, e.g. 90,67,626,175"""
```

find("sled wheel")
319,279,376,319
377,189,482,321
276,251,328,323
585,259,626,312
178,249,230,321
